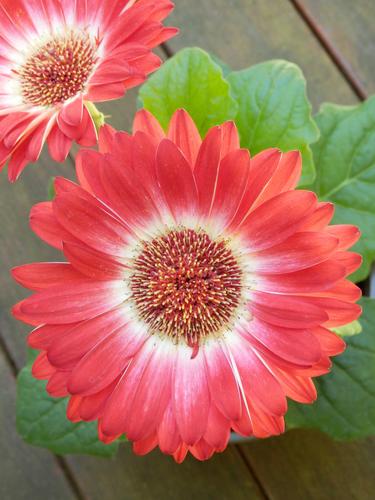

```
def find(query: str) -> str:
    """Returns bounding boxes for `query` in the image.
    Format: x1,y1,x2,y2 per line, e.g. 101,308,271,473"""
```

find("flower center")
17,30,97,106
130,229,243,346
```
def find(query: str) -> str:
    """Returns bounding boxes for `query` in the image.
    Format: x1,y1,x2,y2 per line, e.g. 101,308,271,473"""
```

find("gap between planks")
289,0,367,100
0,332,86,500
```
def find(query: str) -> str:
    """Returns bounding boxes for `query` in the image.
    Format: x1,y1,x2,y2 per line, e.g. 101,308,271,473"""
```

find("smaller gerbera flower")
13,109,362,462
0,0,177,181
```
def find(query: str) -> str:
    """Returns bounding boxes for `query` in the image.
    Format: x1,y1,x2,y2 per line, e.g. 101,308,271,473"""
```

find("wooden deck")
1,1,375,498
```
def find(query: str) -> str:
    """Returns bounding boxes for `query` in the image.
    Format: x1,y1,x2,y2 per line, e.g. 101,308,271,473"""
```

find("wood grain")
242,429,375,500
67,445,263,500
297,0,375,97
165,0,357,109
0,348,76,500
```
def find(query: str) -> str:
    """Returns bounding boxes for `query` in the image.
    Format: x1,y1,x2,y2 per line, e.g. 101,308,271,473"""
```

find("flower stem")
85,101,105,133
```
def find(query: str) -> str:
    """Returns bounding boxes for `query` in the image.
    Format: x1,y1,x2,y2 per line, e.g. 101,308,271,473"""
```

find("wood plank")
241,429,375,500
296,0,375,96
165,0,357,109
0,347,77,500
0,155,74,368
67,445,263,500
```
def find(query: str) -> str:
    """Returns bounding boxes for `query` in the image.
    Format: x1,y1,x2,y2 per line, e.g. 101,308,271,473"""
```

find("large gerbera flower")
0,0,176,181
13,109,362,462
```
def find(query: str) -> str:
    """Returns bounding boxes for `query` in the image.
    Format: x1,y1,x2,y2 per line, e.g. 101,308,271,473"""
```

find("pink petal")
210,149,250,228
326,225,361,250
204,342,242,421
46,371,69,397
30,201,79,250
167,109,201,166
133,434,158,456
28,324,69,350
189,439,215,461
269,366,317,404
47,125,73,162
250,291,329,328
300,202,334,231
112,340,174,441
32,351,54,379
239,191,317,251
60,95,83,126
228,335,287,417
47,308,130,370
63,241,127,280
174,346,210,446
250,231,339,274
203,405,230,451
12,263,82,291
53,189,133,258
98,124,116,153
313,327,346,356
79,378,120,421
156,139,198,221
257,260,346,293
228,149,281,229
68,322,147,396
243,319,321,366
133,109,165,143
17,280,128,324
251,150,302,211
158,402,181,455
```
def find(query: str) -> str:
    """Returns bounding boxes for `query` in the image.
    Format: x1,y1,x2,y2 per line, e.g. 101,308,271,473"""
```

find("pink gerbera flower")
13,109,362,462
0,0,177,181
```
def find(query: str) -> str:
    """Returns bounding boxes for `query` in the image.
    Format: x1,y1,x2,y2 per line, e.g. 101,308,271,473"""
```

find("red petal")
63,241,127,280
133,109,165,143
47,308,130,370
156,139,198,221
68,323,146,396
17,280,128,324
12,263,82,291
158,402,181,454
326,225,361,250
250,231,339,274
174,346,210,446
250,291,328,328
210,149,250,228
244,319,321,366
257,260,346,293
239,191,317,251
167,109,201,166
205,343,242,421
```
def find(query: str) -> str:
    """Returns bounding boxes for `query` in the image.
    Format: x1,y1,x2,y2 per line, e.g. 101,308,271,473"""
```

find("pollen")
17,30,97,107
130,228,243,346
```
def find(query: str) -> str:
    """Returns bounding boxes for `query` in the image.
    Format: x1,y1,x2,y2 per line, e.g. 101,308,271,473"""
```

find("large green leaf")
227,60,319,186
311,98,375,282
16,351,119,457
139,47,238,136
286,297,375,439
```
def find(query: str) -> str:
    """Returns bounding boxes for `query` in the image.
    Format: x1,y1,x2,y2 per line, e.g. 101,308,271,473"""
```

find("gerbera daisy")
12,109,362,462
0,0,177,181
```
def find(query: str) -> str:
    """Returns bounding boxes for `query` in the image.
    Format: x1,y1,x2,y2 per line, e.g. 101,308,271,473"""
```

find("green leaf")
332,320,362,337
286,297,375,439
139,47,238,136
227,60,319,186
311,98,375,282
16,351,119,457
